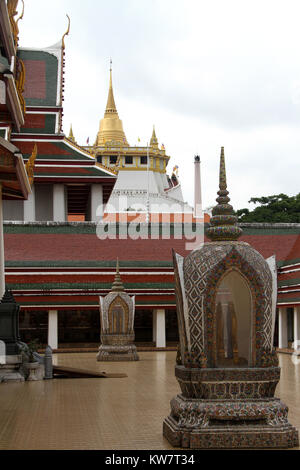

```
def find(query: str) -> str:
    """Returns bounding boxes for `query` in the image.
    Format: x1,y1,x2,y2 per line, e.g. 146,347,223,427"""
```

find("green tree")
236,193,300,223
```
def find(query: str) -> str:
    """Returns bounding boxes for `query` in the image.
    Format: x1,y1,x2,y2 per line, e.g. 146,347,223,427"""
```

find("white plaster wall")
113,170,159,193
165,183,184,203
53,184,65,222
90,184,103,221
35,184,53,221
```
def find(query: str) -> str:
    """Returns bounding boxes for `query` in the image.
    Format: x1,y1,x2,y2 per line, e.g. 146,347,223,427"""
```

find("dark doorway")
134,309,153,342
58,309,100,347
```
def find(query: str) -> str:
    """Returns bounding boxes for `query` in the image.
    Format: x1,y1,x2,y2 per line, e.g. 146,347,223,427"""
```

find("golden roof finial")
62,14,70,50
206,147,242,242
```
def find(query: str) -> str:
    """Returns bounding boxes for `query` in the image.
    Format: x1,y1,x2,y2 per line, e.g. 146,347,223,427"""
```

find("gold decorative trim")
25,143,37,186
15,57,26,116
16,0,24,30
7,0,19,47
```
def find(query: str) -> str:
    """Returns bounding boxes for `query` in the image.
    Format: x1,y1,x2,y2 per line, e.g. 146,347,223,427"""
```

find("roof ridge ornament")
62,14,70,50
16,0,24,28
206,147,243,241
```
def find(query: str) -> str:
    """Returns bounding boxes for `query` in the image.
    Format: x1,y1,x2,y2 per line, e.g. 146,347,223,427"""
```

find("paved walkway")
0,352,299,450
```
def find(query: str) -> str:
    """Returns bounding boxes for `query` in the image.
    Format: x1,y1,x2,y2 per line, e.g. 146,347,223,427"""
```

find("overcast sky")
18,0,300,210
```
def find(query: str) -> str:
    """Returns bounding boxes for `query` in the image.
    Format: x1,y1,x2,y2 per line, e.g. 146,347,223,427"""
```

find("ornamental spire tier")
111,258,125,292
206,146,242,241
95,64,129,146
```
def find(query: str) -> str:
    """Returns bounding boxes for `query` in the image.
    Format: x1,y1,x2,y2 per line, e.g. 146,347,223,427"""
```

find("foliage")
20,339,41,363
236,193,300,223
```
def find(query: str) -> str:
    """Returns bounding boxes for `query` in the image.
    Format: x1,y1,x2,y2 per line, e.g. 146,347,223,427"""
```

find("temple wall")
35,184,53,221
3,200,24,220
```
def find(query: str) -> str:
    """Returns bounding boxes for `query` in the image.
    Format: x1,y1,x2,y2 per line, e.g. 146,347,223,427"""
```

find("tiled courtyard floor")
0,352,299,450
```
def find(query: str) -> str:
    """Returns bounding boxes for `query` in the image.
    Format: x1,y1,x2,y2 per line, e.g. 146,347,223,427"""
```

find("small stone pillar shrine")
97,260,139,361
163,148,299,449
0,290,24,382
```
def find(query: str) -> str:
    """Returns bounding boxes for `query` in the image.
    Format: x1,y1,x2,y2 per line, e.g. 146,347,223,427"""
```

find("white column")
23,184,35,221
0,189,5,299
155,308,166,348
194,155,202,218
152,310,157,343
48,310,58,350
278,307,288,349
293,306,300,351
53,184,65,221
91,184,103,222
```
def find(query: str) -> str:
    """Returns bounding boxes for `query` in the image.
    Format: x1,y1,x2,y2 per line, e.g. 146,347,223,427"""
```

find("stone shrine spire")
95,62,129,146
206,147,242,241
111,258,125,292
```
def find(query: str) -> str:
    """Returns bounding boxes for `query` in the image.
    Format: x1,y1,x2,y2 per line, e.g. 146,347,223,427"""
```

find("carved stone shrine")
97,260,139,362
163,147,299,449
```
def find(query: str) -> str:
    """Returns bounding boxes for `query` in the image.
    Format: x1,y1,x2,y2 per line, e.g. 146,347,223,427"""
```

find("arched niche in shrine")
215,269,252,368
108,296,129,335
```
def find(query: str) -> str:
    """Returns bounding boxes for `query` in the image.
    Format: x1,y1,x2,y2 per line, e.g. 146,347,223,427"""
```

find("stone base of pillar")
23,362,45,381
163,394,299,449
0,355,25,383
97,344,139,362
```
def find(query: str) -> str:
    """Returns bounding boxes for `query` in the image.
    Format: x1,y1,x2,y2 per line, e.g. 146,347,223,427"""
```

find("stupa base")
163,394,299,449
97,344,139,362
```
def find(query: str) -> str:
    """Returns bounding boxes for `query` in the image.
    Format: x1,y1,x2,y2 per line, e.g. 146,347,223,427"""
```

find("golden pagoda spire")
105,60,117,114
68,124,76,143
206,147,242,242
95,62,129,146
150,125,159,149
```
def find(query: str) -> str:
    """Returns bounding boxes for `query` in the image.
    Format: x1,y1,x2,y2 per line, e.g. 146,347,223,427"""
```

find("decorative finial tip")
111,258,124,292
205,147,242,242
